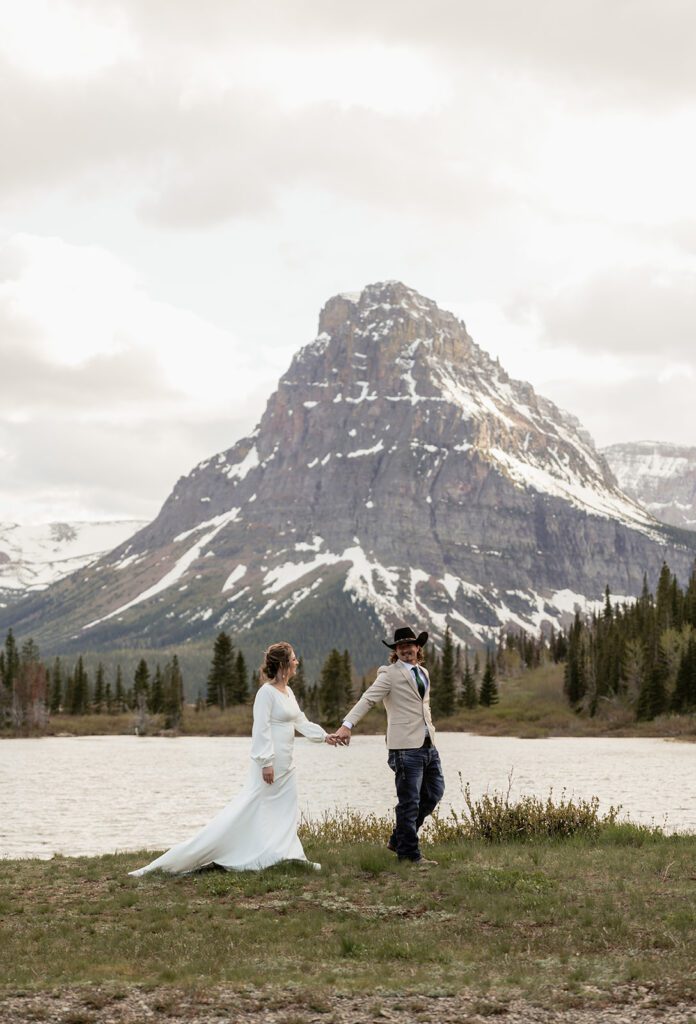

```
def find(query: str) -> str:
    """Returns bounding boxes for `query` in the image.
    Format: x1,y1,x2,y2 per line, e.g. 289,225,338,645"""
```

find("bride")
129,642,335,876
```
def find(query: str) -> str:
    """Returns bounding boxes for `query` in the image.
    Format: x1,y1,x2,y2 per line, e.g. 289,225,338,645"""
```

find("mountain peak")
318,280,458,337
5,284,694,665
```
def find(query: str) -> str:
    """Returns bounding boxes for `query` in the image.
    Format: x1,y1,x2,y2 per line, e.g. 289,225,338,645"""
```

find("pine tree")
454,643,464,702
318,649,346,725
207,631,235,708
426,646,442,699
114,665,125,712
163,655,184,728
93,663,105,714
671,637,696,712
563,612,587,705
133,658,150,708
479,652,499,707
104,681,113,714
63,672,74,716
433,628,456,717
636,642,668,721
293,656,307,705
149,664,164,713
340,649,354,706
461,647,478,708
230,650,249,704
684,562,696,628
70,657,89,715
3,629,20,691
655,562,674,633
49,657,63,714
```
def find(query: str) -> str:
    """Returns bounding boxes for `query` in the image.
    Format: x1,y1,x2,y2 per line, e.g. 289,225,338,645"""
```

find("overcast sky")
1,0,695,524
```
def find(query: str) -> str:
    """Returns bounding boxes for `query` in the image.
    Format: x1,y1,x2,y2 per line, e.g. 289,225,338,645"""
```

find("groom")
332,626,445,866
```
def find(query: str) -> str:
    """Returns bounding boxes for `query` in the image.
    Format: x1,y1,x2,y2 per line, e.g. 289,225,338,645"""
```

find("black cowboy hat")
382,626,429,650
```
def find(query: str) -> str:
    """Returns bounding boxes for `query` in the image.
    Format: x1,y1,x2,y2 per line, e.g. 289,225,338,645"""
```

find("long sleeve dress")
128,684,327,875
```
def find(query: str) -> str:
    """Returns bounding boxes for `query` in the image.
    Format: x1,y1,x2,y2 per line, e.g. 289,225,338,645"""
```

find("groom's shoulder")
370,662,393,682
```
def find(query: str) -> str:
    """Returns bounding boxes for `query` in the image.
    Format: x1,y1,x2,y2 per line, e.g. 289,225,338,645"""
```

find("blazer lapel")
399,662,420,696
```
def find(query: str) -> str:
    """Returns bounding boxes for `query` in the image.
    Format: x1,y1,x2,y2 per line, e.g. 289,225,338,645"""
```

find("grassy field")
14,662,696,740
2,828,695,1022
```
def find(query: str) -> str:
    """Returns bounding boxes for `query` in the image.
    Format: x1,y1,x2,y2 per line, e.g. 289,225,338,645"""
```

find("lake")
3,733,694,858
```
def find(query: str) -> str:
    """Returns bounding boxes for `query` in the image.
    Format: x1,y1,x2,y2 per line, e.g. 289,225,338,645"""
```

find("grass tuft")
300,778,660,846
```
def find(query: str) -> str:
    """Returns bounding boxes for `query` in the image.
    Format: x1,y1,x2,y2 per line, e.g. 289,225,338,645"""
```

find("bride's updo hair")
260,641,293,682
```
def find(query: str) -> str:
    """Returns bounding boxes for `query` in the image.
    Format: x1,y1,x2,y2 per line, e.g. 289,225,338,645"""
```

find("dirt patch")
2,985,695,1024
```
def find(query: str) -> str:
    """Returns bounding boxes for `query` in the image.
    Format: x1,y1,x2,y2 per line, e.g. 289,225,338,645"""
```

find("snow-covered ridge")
0,520,147,598
83,508,240,631
221,542,635,643
602,441,696,530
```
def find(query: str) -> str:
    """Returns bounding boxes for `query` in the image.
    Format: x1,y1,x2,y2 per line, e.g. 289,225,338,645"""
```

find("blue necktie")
412,666,426,699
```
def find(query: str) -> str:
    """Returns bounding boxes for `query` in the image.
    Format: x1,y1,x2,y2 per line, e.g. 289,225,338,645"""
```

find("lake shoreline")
4,732,695,859
3,706,696,741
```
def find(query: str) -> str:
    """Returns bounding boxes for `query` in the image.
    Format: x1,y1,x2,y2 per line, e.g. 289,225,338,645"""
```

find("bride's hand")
325,735,338,746
262,766,274,784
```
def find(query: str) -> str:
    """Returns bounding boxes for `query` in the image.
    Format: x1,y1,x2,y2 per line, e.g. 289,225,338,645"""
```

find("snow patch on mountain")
488,447,655,529
0,520,147,599
83,509,240,630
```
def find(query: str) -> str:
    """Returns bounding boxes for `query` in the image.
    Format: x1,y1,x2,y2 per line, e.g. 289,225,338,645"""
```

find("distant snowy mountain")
602,442,696,531
3,282,695,669
0,521,148,606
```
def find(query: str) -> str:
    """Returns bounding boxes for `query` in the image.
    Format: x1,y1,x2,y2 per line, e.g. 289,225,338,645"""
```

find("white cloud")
0,233,284,521
0,233,278,416
187,41,452,116
533,265,696,358
0,0,138,78
1,0,696,523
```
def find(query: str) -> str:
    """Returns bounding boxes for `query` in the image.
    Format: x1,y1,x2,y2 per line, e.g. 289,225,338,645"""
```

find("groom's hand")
334,725,352,746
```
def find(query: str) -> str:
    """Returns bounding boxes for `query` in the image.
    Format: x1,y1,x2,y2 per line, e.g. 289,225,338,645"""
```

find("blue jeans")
387,743,445,861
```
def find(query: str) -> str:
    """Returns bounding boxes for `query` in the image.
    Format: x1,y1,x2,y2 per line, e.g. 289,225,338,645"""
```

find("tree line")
561,562,696,720
0,625,501,734
0,632,186,731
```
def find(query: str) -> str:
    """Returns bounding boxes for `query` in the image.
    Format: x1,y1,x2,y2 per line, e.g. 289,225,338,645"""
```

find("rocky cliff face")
3,282,695,668
602,442,696,531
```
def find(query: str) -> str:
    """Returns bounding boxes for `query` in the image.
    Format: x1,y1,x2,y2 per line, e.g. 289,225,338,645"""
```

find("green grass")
2,830,695,1011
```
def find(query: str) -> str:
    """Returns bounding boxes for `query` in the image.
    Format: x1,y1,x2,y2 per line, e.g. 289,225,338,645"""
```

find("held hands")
328,725,352,746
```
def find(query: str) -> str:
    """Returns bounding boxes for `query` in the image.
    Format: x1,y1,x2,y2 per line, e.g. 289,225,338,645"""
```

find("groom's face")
396,642,418,664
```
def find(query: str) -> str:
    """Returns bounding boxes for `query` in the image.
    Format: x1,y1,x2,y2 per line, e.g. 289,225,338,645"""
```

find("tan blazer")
344,661,436,749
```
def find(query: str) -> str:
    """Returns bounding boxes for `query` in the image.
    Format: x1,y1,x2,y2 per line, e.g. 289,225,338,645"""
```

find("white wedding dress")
129,684,326,876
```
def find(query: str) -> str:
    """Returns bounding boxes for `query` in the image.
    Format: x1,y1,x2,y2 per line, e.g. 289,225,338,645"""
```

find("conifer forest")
1,562,695,735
